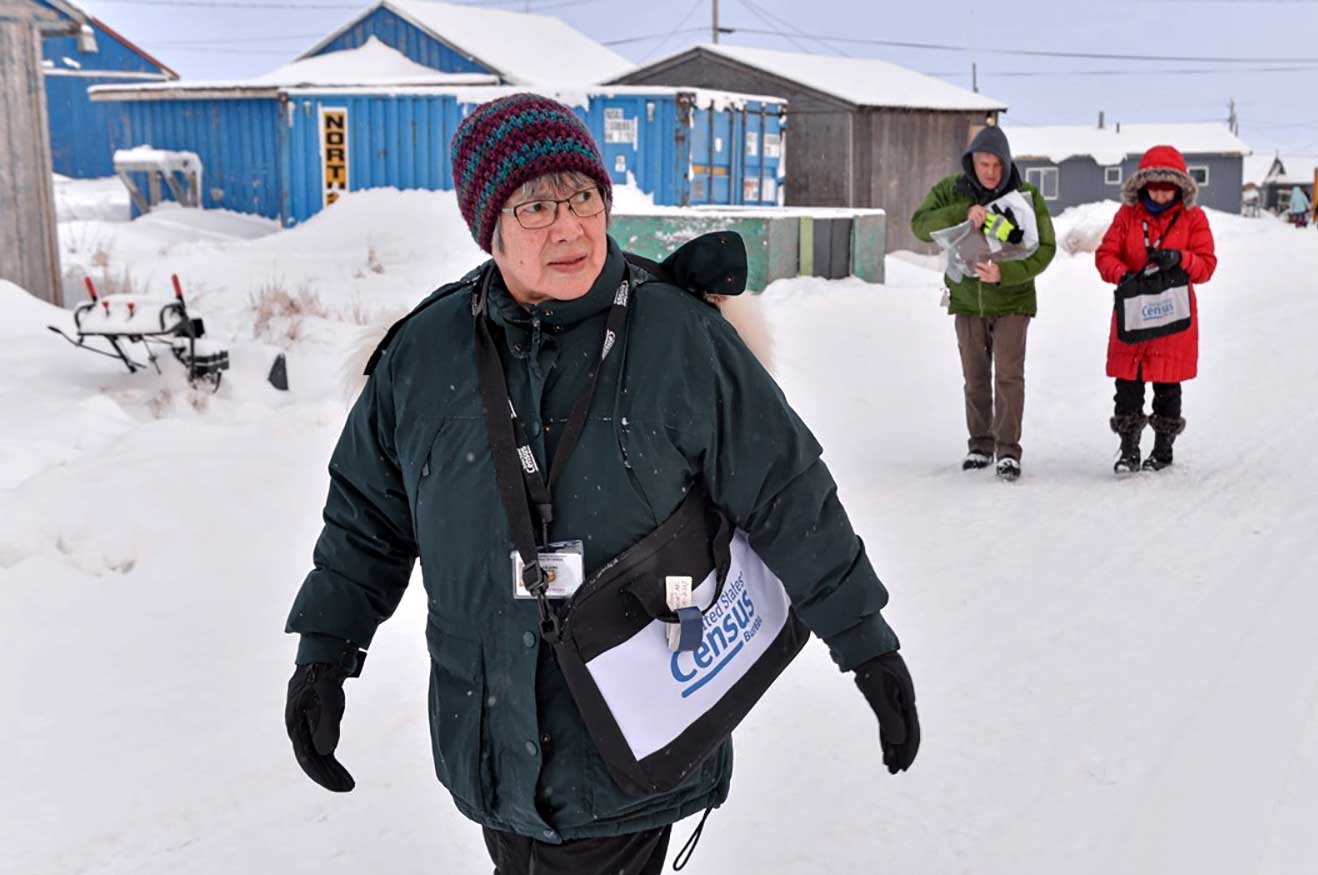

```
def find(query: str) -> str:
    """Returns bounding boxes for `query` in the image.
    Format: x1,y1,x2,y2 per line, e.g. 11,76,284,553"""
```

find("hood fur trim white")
1121,166,1199,208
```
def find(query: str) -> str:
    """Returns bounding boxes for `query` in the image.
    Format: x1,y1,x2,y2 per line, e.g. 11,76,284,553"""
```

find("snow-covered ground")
3,181,1317,874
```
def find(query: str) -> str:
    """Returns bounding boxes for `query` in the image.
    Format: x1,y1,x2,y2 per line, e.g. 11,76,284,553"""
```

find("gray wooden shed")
611,44,1006,253
1,0,85,306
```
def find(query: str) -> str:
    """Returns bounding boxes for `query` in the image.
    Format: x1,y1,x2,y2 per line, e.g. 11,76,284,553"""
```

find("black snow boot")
1143,415,1185,471
1110,414,1147,474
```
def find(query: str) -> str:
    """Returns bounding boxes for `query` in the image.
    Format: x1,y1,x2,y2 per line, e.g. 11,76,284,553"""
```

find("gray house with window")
1004,123,1250,215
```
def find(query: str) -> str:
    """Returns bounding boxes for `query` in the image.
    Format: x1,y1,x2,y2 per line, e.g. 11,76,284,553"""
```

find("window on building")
1105,166,1122,185
1189,165,1210,186
1026,167,1059,200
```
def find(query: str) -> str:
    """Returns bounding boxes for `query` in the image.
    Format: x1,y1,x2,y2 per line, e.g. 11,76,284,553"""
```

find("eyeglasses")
502,188,605,230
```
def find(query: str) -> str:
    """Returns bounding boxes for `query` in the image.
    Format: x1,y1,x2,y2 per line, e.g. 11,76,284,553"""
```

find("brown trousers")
954,314,1030,461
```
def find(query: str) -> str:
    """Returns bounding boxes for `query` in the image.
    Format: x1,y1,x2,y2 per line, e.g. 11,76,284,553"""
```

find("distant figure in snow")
1095,145,1217,473
1287,186,1310,228
283,93,919,874
911,125,1057,482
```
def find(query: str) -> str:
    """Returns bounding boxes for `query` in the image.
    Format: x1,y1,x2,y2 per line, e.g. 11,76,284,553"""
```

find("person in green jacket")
283,93,920,875
911,125,1056,481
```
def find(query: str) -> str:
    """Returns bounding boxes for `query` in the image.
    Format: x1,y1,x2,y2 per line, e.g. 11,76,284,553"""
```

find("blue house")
38,0,175,178
298,0,634,84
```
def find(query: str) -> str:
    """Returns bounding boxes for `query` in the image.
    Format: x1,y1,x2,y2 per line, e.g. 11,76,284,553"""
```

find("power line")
733,0,812,53
603,28,706,47
924,63,1318,79
728,27,1318,64
737,0,843,56
637,0,705,63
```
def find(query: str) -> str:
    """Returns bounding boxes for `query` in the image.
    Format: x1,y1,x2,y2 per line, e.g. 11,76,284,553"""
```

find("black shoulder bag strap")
472,267,633,640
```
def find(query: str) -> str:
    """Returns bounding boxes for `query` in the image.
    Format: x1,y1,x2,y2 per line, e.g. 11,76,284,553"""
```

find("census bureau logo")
669,572,763,699
517,445,538,474
614,281,630,307
1142,299,1176,320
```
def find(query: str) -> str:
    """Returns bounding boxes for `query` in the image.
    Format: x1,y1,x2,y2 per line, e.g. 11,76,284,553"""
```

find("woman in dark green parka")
285,94,920,874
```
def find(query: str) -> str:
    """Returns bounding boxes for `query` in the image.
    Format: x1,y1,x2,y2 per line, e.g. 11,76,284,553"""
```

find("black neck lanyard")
472,266,632,635
1142,211,1181,251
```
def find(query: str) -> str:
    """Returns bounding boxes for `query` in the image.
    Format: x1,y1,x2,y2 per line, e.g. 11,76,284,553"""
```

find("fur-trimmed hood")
1121,144,1199,208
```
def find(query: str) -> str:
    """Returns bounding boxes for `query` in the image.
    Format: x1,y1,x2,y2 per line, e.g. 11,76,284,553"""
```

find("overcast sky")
74,0,1318,159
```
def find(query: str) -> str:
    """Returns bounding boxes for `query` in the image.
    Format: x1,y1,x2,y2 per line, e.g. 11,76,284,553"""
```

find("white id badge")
665,576,693,652
512,540,585,599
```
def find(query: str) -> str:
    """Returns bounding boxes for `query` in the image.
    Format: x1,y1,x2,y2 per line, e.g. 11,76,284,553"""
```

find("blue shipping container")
93,86,786,226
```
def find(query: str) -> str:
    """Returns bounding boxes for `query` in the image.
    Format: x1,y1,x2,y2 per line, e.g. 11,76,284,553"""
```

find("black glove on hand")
286,662,355,792
853,651,920,774
1146,248,1181,272
994,206,1026,244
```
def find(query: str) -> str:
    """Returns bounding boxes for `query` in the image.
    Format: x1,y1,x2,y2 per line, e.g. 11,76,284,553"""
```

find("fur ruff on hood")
1121,144,1199,208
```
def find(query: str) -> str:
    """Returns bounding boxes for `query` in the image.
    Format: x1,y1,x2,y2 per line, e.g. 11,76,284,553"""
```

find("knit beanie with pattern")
450,93,613,252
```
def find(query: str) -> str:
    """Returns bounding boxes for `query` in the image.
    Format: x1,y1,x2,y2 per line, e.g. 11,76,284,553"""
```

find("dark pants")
1114,368,1182,419
483,825,672,875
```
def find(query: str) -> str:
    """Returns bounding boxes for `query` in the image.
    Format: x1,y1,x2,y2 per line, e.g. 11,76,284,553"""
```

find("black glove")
1145,248,1181,272
286,662,355,792
993,205,1026,244
853,651,920,774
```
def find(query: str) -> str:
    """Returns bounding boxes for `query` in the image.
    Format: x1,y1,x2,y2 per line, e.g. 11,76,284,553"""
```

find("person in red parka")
1095,145,1217,473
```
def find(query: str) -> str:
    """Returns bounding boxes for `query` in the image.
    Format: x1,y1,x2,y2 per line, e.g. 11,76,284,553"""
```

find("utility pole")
712,0,720,44
1228,98,1239,135
971,61,978,93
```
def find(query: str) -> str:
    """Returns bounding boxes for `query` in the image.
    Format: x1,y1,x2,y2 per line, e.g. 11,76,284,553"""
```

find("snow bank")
1053,200,1122,254
54,175,130,223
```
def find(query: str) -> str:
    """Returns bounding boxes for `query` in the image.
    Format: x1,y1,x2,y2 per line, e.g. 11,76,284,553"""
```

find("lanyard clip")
521,560,562,641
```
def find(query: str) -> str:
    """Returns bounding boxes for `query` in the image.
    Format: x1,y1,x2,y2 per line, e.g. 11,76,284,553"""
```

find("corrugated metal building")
1008,123,1251,215
90,41,785,225
300,0,635,84
612,44,1007,253
36,0,175,178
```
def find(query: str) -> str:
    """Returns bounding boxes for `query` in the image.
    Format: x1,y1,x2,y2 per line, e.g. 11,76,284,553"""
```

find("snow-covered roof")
1244,152,1316,187
1242,154,1279,187
1006,123,1250,166
251,37,493,87
89,74,782,108
622,44,1005,112
302,0,634,86
90,40,497,97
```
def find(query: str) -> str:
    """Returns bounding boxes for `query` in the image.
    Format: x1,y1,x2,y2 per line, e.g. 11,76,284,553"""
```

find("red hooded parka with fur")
1095,145,1217,382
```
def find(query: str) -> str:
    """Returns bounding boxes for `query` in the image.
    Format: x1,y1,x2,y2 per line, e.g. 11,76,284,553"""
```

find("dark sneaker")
996,457,1021,481
962,451,992,471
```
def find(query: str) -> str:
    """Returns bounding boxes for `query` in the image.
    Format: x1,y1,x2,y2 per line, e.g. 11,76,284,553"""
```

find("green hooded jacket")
911,130,1057,317
286,236,900,842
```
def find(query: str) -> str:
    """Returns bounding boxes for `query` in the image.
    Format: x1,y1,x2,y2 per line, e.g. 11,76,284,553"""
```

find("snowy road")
2,189,1316,874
